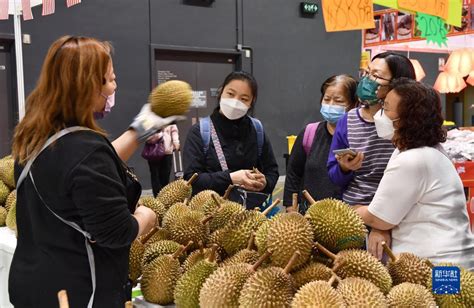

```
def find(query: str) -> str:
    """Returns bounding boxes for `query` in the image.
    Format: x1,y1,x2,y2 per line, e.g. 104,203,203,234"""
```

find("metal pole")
13,0,25,120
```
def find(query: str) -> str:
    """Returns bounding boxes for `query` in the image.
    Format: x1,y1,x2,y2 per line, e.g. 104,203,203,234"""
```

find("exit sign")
300,2,318,15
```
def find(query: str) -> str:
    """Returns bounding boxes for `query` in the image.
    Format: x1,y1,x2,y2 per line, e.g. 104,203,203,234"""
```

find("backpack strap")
303,122,320,156
249,117,264,157
199,117,211,155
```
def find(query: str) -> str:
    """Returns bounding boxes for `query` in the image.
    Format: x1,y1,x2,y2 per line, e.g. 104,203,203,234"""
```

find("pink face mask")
94,92,115,119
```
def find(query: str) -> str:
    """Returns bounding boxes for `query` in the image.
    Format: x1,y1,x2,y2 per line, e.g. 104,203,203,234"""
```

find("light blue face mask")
320,103,346,123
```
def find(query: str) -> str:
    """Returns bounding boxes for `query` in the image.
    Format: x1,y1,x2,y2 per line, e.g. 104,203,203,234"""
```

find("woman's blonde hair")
12,36,112,164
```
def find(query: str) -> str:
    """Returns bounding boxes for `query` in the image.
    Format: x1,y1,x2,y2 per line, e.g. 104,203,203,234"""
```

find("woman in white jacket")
355,78,474,270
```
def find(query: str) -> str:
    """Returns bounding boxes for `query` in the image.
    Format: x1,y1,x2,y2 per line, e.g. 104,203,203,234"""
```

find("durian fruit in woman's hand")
0,206,7,226
291,274,346,308
221,199,280,256
139,195,166,225
142,240,183,268
221,233,260,267
387,283,436,307
382,241,431,287
303,191,367,252
141,241,193,305
149,80,193,118
292,260,333,290
182,241,222,273
427,262,474,308
337,277,388,307
0,155,15,189
128,227,159,284
157,173,198,209
265,193,313,269
199,250,271,308
238,251,301,308
315,242,392,294
0,180,9,205
5,190,16,212
174,244,219,308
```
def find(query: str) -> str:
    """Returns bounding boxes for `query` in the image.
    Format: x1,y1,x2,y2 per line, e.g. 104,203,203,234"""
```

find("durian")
266,210,313,269
6,201,16,232
238,251,300,308
221,233,259,266
304,192,367,252
221,199,280,256
382,241,431,287
149,80,193,118
428,263,474,307
174,245,219,308
291,276,346,308
165,209,210,250
0,206,7,226
139,196,166,225
142,240,183,268
144,227,170,246
188,190,220,214
0,155,14,189
315,242,392,294
128,227,159,284
208,228,227,258
157,173,198,209
199,251,271,308
292,261,333,289
141,242,192,305
209,194,244,232
5,190,16,212
387,282,436,307
162,201,190,229
182,241,221,273
0,181,9,205
337,277,388,307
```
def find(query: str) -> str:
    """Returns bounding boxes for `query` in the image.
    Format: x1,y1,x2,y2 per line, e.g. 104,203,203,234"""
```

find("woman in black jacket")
183,71,279,205
9,36,178,308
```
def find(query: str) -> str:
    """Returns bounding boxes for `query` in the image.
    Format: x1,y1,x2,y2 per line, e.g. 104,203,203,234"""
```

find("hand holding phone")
333,148,357,158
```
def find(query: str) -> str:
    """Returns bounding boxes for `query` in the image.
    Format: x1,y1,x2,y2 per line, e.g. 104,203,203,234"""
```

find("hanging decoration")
445,48,474,76
409,59,426,81
42,0,54,16
415,13,449,48
433,71,467,93
0,0,8,19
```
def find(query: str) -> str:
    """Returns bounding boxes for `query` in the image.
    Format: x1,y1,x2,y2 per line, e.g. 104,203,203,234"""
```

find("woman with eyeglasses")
355,79,474,270
283,75,358,214
327,52,416,259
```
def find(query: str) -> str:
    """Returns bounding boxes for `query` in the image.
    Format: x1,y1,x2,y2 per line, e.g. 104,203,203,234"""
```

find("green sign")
300,2,318,14
416,13,448,47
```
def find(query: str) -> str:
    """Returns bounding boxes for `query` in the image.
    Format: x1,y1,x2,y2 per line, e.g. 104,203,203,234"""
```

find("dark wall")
0,0,362,188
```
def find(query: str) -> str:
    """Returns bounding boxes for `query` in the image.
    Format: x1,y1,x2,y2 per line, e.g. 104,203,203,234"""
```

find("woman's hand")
230,170,263,192
368,228,391,260
133,206,156,238
337,152,364,173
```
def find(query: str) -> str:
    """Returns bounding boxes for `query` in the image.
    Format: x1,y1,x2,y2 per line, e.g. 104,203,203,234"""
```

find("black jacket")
9,130,140,308
183,110,279,196
283,122,342,213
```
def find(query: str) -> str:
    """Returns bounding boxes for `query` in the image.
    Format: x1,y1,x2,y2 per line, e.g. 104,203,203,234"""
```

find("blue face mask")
356,76,380,105
320,103,346,124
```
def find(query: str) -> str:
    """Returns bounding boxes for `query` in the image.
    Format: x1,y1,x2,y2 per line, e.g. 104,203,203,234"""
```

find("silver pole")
13,0,25,120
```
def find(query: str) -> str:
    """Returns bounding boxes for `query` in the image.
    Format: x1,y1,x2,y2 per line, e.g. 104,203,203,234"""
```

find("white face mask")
220,98,249,120
373,110,398,140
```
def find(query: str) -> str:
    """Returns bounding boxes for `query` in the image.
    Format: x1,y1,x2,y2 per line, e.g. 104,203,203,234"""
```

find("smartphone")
333,148,357,157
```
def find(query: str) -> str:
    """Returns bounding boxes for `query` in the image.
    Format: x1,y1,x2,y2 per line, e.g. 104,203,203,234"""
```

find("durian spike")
140,227,159,245
425,259,434,269
187,173,199,186
283,250,301,275
314,242,337,261
124,301,133,308
381,241,397,262
201,215,214,224
57,290,69,308
291,193,299,212
223,185,234,200
252,250,272,271
302,190,316,205
246,233,256,250
211,194,222,207
262,198,281,216
207,244,218,263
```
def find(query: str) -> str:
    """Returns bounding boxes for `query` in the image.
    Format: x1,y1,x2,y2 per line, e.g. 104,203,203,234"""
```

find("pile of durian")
131,178,474,308
0,155,17,233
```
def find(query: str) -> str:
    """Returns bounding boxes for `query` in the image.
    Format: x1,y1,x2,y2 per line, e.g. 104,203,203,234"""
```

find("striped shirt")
327,108,394,205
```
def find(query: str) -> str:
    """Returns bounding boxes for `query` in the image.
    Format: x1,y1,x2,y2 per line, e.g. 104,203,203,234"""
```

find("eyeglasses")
360,69,391,83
